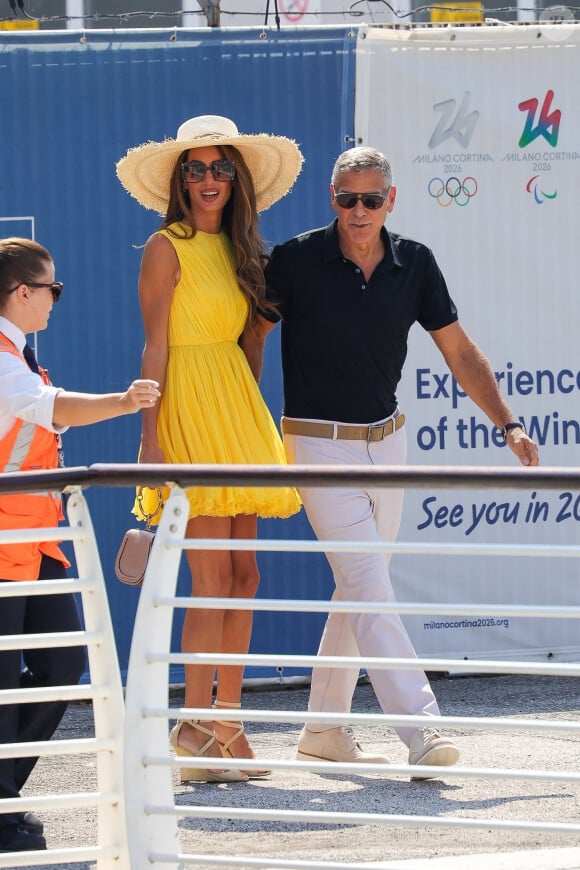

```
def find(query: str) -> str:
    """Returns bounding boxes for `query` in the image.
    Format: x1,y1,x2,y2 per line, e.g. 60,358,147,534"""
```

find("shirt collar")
323,218,402,269
0,316,26,353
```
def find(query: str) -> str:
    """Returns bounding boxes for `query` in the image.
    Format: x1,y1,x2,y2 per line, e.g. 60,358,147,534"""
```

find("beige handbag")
114,489,163,587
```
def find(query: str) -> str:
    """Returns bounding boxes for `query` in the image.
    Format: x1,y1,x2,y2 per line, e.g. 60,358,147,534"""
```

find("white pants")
284,416,439,746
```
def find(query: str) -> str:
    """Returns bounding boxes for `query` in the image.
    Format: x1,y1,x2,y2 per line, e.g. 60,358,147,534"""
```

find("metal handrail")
122,481,580,868
1,466,578,868
0,462,577,494
0,486,129,870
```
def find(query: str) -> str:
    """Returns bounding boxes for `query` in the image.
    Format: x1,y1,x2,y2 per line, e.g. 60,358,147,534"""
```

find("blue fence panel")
0,25,357,680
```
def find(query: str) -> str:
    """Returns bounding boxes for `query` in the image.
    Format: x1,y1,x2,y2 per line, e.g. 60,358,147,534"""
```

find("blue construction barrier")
0,25,357,680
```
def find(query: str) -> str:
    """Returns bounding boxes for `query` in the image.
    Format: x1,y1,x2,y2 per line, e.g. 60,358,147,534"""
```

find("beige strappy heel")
169,719,248,783
213,700,271,778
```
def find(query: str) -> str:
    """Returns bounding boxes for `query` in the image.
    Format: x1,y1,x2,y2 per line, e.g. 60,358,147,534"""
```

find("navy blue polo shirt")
263,219,458,425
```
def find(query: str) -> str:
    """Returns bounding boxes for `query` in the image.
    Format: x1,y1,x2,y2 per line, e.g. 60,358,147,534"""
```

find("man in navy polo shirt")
253,146,539,778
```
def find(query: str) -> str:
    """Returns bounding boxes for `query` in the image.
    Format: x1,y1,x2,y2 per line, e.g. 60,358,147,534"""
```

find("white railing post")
66,487,129,870
123,486,190,869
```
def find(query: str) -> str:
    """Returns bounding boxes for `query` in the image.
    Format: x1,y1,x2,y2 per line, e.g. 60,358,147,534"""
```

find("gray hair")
331,147,393,188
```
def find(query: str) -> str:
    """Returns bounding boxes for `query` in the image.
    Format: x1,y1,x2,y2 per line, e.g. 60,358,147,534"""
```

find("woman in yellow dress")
116,115,303,783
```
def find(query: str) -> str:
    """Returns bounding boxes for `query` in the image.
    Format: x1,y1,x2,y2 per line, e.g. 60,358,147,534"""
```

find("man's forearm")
449,346,515,430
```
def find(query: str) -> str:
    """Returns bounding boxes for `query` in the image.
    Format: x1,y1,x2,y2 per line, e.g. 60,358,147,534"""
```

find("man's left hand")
506,429,539,467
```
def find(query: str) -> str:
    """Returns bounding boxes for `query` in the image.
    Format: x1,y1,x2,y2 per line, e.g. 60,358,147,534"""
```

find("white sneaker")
296,726,387,764
408,727,459,780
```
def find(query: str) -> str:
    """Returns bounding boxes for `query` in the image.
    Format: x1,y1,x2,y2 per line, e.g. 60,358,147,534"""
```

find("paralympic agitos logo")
518,89,560,204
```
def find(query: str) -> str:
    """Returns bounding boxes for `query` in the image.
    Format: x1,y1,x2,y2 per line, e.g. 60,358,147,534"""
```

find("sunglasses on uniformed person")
181,159,236,183
7,281,63,302
334,192,388,210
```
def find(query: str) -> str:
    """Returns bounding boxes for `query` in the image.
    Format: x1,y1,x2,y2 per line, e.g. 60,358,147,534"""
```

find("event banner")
355,24,580,661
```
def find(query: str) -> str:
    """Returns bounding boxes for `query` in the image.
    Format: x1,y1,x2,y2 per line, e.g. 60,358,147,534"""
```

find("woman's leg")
216,513,259,703
212,514,265,765
178,515,236,765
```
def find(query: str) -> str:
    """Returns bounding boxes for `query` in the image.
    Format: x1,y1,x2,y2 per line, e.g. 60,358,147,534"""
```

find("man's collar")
383,227,402,268
323,218,402,268
323,219,342,262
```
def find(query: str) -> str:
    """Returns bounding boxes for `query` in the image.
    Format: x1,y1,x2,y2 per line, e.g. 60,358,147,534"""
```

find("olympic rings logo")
428,176,478,207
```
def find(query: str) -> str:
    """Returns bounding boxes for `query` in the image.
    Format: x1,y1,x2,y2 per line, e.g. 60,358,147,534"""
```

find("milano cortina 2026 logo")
412,92,485,207
414,91,489,208
414,88,579,207
514,90,559,204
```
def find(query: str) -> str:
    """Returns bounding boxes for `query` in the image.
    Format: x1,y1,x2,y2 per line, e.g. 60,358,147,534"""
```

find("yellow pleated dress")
135,224,301,524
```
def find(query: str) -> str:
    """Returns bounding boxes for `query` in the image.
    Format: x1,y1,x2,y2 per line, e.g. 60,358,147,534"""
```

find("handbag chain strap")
136,487,164,530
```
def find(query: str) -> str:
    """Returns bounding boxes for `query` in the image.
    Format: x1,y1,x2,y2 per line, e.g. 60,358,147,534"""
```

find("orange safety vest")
0,333,69,580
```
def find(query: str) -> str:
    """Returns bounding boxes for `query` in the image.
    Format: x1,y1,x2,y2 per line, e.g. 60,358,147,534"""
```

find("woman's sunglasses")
7,281,63,302
181,159,236,183
334,192,388,210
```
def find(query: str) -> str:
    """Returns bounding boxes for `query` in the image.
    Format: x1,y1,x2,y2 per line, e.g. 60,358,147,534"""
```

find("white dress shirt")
0,316,67,441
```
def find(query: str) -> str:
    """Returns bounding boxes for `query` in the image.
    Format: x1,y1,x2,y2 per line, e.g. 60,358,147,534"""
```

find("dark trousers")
0,555,87,825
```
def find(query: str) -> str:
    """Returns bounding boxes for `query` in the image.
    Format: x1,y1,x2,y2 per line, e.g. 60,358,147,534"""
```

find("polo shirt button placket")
353,267,366,292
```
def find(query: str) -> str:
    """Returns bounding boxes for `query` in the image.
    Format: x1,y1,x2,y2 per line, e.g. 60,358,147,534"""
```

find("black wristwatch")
501,421,526,441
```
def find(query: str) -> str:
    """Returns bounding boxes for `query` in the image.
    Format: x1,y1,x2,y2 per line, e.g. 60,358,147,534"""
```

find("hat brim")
116,132,303,214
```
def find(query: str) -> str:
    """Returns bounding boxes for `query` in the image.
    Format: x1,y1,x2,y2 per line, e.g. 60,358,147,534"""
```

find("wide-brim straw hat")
116,115,303,214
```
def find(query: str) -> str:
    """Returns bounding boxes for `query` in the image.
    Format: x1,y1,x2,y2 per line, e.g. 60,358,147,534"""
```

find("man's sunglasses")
181,159,236,183
7,281,63,302
334,192,388,210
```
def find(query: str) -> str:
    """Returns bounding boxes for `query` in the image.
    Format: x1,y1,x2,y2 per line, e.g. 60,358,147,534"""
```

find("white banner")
355,24,580,662
196,0,398,26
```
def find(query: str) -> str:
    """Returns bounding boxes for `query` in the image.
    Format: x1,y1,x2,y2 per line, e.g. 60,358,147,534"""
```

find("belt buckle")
368,423,384,443
368,418,396,442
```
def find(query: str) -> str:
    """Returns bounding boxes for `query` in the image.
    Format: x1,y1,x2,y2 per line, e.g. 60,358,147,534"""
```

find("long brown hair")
160,145,274,323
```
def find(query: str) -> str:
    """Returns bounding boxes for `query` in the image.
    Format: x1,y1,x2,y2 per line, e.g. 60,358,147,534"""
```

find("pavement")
20,673,580,870
369,852,580,869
